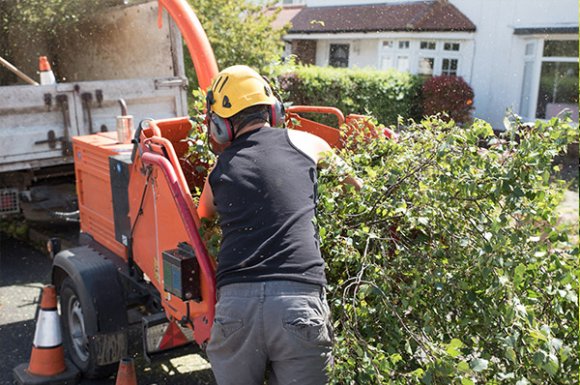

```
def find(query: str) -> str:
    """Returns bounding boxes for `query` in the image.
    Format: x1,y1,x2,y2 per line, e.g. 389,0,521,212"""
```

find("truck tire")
60,277,117,378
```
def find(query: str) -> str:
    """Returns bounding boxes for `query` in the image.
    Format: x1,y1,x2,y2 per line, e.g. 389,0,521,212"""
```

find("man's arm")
318,151,363,191
198,172,217,219
288,129,362,191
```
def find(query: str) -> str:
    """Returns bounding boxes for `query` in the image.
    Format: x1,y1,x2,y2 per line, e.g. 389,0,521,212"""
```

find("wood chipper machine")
49,0,391,378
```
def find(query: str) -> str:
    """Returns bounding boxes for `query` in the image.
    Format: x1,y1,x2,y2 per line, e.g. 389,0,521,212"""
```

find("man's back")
209,126,326,288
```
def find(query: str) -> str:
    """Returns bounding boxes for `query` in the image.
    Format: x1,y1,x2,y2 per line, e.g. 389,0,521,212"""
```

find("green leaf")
505,347,517,363
533,351,547,367
445,338,464,358
461,379,475,385
543,354,559,376
457,361,470,372
470,358,488,372
530,329,548,342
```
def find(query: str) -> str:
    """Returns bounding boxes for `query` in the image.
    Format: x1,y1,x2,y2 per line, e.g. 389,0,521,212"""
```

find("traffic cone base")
28,346,67,376
12,285,80,385
13,359,80,385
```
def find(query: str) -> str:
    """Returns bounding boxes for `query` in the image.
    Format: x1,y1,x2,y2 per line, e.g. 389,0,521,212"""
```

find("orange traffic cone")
115,357,138,385
13,285,80,385
38,56,56,85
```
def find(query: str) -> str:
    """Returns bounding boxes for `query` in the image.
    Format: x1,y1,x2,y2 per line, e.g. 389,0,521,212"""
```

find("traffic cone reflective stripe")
12,285,80,385
28,285,66,376
115,357,138,385
32,308,62,349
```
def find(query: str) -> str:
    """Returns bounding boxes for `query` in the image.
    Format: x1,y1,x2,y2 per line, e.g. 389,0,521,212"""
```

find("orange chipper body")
73,118,216,344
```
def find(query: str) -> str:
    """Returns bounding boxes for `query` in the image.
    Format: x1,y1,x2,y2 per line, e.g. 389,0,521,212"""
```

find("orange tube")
158,0,219,90
286,105,346,126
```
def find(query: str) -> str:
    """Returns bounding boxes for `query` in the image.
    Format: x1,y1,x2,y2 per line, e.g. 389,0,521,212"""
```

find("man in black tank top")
198,66,361,385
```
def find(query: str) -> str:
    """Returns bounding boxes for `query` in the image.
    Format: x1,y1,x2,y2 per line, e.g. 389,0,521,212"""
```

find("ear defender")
207,89,235,144
209,113,234,144
263,81,285,128
269,99,285,128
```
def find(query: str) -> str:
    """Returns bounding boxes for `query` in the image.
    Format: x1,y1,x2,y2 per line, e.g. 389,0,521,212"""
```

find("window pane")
382,41,393,49
536,61,579,121
420,41,436,50
543,40,579,58
329,44,349,68
519,61,534,117
397,56,409,72
418,57,434,75
444,42,460,51
442,58,458,76
398,41,410,49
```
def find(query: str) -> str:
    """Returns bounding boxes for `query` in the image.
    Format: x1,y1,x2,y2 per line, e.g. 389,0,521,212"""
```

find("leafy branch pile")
187,113,578,383
319,117,578,384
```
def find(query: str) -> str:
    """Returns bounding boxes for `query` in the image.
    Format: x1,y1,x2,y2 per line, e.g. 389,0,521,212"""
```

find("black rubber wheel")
60,277,117,378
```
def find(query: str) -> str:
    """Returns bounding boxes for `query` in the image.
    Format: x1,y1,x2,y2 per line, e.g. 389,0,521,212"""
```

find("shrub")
319,116,578,384
422,76,474,124
273,65,422,126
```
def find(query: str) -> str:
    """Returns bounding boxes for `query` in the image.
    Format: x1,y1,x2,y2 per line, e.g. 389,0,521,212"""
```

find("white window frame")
379,39,464,77
519,35,578,121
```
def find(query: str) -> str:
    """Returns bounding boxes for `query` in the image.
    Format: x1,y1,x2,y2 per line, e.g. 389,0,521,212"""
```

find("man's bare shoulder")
287,129,331,162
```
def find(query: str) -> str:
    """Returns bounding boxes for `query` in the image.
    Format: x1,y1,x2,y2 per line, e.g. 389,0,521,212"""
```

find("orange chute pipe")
158,0,219,90
143,136,200,225
141,151,216,323
286,105,345,126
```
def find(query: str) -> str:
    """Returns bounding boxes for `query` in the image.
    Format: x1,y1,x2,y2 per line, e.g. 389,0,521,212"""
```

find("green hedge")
274,65,422,126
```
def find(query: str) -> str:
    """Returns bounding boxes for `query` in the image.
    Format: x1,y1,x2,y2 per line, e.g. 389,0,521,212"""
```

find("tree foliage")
185,0,288,85
0,0,114,32
0,0,116,84
319,116,578,384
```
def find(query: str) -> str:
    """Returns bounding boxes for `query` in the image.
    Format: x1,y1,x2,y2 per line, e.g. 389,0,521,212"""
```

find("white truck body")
0,1,189,216
0,1,188,174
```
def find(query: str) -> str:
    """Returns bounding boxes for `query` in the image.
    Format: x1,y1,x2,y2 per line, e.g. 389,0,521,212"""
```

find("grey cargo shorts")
206,280,334,385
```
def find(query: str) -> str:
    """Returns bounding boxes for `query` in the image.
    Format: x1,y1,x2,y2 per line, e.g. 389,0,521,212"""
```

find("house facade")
279,0,579,128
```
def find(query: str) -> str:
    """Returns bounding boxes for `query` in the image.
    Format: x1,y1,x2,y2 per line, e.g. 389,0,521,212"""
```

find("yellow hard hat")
207,65,277,118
